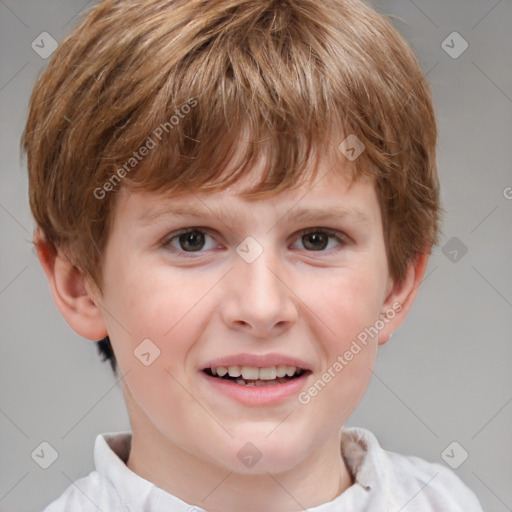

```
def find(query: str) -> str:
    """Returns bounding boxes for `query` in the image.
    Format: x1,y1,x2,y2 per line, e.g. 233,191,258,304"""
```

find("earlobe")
34,231,108,341
377,250,430,346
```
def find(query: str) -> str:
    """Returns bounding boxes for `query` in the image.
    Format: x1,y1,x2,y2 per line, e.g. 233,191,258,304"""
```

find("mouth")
199,354,313,405
203,365,310,386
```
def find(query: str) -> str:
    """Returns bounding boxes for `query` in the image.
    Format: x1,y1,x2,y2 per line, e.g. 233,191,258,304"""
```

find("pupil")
179,230,205,251
303,232,327,250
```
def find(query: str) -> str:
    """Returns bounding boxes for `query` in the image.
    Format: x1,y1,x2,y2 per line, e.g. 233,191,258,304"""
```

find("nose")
220,250,299,338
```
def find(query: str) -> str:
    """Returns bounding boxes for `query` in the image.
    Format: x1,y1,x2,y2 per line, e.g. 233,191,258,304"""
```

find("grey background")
1,0,511,510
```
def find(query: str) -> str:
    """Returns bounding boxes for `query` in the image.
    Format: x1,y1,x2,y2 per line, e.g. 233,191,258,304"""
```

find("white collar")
93,426,390,511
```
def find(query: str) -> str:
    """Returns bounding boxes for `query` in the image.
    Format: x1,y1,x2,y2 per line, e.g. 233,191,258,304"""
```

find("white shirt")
42,427,483,511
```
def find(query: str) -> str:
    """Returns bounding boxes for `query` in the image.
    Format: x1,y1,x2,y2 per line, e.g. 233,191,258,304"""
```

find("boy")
22,0,484,510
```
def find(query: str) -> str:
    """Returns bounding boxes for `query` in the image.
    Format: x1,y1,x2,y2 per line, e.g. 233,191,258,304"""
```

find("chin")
215,430,313,475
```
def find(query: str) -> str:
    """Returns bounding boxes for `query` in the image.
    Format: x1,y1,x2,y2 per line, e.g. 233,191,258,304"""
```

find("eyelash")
161,227,349,257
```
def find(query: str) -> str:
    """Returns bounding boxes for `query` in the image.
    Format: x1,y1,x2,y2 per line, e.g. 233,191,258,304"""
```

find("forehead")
119,157,380,230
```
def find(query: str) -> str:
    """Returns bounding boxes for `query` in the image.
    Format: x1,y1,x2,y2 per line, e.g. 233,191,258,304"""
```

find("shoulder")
341,427,483,512
41,431,133,512
41,471,123,512
385,450,483,511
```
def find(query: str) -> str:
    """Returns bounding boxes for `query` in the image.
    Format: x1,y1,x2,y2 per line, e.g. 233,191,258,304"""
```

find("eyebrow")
282,205,372,226
139,204,372,227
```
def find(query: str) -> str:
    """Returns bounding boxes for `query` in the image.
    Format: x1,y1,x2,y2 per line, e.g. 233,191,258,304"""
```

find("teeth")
228,366,241,377
285,366,297,377
276,365,287,378
216,367,228,377
258,367,276,380
241,366,259,380
210,365,303,380
237,377,289,386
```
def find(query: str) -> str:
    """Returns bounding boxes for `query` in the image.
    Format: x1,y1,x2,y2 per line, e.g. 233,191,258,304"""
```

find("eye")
161,226,348,256
163,228,218,253
292,228,347,252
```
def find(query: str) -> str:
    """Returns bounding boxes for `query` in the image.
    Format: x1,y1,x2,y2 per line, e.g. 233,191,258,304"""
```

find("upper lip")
201,353,312,371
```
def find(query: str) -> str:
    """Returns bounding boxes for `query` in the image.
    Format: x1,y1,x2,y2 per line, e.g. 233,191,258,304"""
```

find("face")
95,158,397,476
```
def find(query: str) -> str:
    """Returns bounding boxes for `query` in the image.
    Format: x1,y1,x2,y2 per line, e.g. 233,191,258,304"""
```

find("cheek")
309,267,385,344
105,266,219,391
107,272,209,436
105,262,200,340
300,269,383,410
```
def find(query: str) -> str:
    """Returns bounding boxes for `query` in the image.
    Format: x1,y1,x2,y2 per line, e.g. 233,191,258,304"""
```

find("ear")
377,250,430,346
34,230,108,340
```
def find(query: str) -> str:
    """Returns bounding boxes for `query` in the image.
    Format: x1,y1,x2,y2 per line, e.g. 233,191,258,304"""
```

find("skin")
36,154,429,512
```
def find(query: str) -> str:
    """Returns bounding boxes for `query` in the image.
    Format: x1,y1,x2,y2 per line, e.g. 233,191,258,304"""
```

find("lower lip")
199,371,311,406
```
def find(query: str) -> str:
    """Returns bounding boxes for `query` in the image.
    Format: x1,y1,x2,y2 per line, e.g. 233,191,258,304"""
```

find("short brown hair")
22,0,441,369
